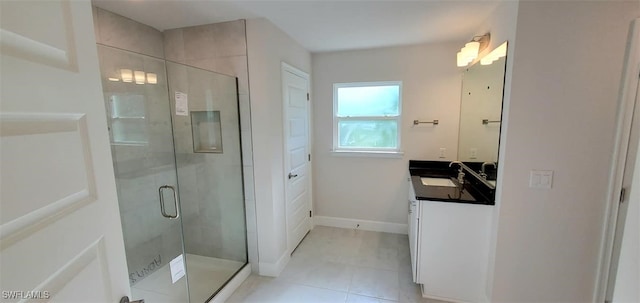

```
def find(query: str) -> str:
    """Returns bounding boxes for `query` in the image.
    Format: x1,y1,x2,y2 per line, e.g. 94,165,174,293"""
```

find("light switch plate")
530,170,553,189
470,148,478,159
439,148,446,158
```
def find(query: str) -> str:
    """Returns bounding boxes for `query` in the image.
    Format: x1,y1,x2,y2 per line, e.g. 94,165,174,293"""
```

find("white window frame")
332,81,403,156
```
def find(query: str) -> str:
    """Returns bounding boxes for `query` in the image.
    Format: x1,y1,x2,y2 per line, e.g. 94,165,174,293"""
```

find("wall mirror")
457,41,508,187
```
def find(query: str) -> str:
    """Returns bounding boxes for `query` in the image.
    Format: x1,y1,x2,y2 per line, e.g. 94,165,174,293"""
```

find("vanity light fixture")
115,69,157,85
120,69,133,83
480,41,507,65
456,33,491,67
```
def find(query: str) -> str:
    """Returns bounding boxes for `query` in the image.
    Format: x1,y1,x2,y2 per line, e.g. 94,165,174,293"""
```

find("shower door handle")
158,185,180,219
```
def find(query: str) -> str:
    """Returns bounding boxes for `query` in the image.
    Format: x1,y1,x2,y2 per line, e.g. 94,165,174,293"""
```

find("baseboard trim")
210,263,251,303
421,285,472,303
258,251,290,277
313,215,408,235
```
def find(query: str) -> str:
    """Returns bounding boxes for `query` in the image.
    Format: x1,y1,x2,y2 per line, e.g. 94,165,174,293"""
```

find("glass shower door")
166,62,248,302
97,45,190,303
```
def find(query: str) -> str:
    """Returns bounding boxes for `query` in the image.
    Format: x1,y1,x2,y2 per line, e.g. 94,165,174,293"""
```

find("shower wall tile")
211,20,247,57
182,25,216,60
219,230,248,261
94,7,164,58
92,6,100,42
239,94,252,132
116,168,186,281
247,231,259,272
177,165,200,218
170,76,247,261
164,20,249,94
125,235,163,285
163,19,256,264
185,56,249,95
163,29,185,62
184,220,203,254
241,131,253,166
242,169,255,203
116,176,155,213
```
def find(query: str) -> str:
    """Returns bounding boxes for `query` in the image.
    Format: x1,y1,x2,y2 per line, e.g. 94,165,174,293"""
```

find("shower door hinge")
309,210,312,217
308,154,311,161
307,93,309,101
620,187,626,204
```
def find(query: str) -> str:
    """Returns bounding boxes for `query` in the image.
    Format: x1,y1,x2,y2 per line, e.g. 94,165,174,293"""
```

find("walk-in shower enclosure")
97,44,247,302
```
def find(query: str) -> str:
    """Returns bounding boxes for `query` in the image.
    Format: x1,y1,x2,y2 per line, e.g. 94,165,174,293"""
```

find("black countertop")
409,160,495,205
410,175,478,202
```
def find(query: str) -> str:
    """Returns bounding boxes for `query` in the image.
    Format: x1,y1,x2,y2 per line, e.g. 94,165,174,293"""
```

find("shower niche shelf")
191,111,223,153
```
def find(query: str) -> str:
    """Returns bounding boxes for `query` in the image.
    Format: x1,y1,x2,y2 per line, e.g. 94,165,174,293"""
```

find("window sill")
331,150,405,159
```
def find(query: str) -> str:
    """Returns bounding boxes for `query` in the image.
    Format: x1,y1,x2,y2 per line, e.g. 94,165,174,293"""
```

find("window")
333,81,402,153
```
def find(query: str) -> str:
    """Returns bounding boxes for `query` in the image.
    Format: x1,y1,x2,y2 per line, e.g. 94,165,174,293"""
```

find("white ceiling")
92,0,502,53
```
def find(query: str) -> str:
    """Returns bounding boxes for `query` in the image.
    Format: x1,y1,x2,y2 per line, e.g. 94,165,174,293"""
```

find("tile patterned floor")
227,226,450,303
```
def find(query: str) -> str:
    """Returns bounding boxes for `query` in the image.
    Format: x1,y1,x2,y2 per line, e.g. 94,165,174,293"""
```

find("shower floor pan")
131,254,244,302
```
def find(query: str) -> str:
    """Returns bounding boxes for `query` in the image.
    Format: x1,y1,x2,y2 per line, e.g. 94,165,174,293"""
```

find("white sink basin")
421,177,457,187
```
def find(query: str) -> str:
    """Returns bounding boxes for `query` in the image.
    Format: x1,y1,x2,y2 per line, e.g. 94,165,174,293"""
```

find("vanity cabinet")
408,182,419,283
408,181,493,303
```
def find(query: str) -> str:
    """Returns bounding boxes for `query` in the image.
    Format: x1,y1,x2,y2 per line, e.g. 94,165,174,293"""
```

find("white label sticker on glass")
169,254,185,283
175,91,189,116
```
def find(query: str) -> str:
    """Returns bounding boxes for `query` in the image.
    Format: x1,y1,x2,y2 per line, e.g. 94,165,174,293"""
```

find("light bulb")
120,69,133,83
479,42,507,65
494,42,507,58
134,70,145,84
457,51,468,67
146,73,157,84
464,41,480,61
480,57,494,65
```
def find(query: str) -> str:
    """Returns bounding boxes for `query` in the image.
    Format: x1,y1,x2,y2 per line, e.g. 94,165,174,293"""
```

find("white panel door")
609,62,640,303
0,1,129,302
282,63,311,254
604,18,640,303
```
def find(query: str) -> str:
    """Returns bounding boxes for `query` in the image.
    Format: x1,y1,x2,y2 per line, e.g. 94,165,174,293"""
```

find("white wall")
470,2,520,301
246,18,312,275
311,43,462,226
490,1,640,301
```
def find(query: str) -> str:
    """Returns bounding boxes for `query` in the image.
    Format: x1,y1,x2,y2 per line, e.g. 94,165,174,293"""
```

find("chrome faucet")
480,162,496,179
449,161,465,184
449,161,462,168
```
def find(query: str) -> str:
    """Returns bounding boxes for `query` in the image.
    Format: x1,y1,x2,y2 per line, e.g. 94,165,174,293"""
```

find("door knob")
288,172,298,179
